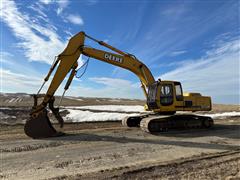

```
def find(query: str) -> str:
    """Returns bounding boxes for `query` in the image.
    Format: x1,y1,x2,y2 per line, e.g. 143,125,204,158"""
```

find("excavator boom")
25,31,155,138
24,31,213,139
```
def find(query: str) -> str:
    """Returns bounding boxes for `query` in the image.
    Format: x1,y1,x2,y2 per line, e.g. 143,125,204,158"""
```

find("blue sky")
0,0,239,104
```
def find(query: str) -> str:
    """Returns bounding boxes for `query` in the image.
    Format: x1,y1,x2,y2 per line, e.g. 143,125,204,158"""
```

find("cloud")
0,65,73,95
89,77,134,88
0,0,67,64
160,36,240,104
39,0,52,4
39,0,69,15
66,14,84,25
66,77,143,99
0,51,13,58
0,51,90,96
29,3,47,19
0,52,45,93
103,39,109,43
170,50,187,57
38,0,84,25
0,68,42,93
1,64,142,99
56,0,69,15
129,1,238,65
161,3,187,17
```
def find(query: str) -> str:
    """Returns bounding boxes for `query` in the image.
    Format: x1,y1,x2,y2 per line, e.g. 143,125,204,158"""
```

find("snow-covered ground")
201,111,240,119
64,109,139,122
64,105,145,113
62,105,240,122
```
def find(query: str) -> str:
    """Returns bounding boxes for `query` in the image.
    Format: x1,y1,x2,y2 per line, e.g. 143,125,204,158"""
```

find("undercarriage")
122,114,214,133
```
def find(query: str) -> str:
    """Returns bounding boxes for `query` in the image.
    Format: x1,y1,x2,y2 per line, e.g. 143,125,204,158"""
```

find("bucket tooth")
24,109,64,139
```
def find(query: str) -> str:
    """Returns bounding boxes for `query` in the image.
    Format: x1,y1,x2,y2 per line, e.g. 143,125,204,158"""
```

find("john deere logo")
104,53,123,63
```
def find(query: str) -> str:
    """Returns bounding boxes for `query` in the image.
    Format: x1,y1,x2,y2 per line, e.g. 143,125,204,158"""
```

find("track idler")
122,115,148,127
24,95,65,139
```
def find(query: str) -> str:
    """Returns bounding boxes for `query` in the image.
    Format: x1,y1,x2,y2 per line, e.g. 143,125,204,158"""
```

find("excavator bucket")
24,109,64,139
24,95,65,139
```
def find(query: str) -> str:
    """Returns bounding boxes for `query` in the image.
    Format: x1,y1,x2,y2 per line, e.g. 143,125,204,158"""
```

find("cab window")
161,86,171,95
175,84,183,101
160,84,173,106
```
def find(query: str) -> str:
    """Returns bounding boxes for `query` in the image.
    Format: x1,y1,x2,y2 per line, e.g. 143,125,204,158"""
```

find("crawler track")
123,114,214,133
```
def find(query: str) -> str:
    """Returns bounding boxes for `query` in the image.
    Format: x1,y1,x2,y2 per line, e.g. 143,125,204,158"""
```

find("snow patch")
0,93,7,96
0,107,11,110
8,98,16,103
64,109,139,122
0,112,16,119
65,105,145,113
201,111,240,119
66,97,83,101
8,97,23,103
108,99,121,102
21,94,30,97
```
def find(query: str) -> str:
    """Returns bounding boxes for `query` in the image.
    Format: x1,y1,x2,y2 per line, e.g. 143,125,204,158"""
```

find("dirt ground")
0,94,239,179
0,116,239,180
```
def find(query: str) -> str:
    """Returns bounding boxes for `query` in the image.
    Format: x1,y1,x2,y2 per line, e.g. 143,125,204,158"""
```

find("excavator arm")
25,31,155,138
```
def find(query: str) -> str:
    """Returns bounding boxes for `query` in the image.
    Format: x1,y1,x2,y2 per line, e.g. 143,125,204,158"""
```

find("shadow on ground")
47,123,240,152
153,124,240,139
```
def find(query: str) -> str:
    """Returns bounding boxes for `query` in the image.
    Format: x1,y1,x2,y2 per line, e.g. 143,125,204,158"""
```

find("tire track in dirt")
0,124,126,153
47,150,240,180
0,142,64,153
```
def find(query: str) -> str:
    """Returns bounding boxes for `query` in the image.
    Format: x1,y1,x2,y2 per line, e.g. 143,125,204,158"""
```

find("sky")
0,0,239,104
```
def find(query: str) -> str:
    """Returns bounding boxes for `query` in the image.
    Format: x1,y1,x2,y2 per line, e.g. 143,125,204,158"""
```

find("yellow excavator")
24,31,213,138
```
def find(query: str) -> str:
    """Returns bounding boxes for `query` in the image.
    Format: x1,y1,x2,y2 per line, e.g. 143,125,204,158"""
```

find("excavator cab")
160,81,185,107
146,80,211,113
147,81,184,112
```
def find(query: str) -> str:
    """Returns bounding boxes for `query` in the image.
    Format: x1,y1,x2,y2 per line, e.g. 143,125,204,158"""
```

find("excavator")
24,31,213,139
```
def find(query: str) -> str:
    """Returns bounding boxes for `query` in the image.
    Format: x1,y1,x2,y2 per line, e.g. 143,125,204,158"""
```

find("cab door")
173,82,184,110
158,81,184,112
147,82,159,109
